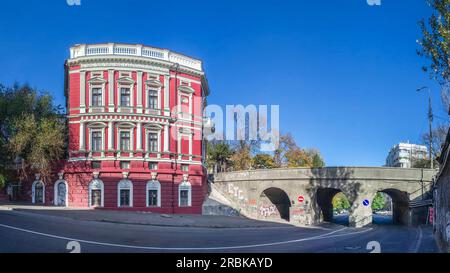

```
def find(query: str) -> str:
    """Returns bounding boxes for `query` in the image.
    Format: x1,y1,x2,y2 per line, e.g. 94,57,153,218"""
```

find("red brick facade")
24,43,209,214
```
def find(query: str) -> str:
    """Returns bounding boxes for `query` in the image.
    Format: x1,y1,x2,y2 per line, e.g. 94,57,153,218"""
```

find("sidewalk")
0,202,294,229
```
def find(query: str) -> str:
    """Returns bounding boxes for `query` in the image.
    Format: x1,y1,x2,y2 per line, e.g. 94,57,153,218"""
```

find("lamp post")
417,86,434,169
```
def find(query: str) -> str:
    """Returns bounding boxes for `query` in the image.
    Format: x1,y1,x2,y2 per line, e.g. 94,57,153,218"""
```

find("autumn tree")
274,133,326,168
252,154,276,169
231,140,253,171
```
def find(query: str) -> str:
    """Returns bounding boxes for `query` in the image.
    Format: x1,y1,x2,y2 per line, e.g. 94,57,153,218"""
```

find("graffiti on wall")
259,204,278,218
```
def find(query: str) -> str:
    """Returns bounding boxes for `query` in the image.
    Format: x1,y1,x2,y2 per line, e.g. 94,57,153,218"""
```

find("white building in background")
385,142,428,168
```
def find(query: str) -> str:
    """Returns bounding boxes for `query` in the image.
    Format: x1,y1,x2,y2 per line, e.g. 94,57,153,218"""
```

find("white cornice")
67,55,205,78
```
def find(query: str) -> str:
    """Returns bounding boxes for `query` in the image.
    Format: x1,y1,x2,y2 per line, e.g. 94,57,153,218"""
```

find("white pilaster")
108,121,114,150
137,71,143,113
79,122,85,151
80,71,86,113
137,122,142,151
108,69,114,112
164,75,170,116
164,125,169,152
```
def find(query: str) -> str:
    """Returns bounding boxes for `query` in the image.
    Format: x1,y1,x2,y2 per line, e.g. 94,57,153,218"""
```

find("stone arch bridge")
210,167,436,227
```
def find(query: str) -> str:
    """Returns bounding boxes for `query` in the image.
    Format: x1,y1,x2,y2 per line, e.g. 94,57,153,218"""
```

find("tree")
421,123,449,158
418,0,450,86
0,83,66,185
231,140,253,171
306,149,325,168
273,133,326,168
206,141,233,173
252,154,276,169
285,148,313,168
332,193,350,212
418,0,450,126
371,192,386,211
273,133,297,167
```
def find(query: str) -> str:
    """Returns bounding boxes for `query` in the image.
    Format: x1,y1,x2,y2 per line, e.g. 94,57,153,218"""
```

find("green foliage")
371,192,386,211
0,174,6,189
252,154,276,169
0,83,66,182
206,141,234,173
332,192,350,211
418,0,450,84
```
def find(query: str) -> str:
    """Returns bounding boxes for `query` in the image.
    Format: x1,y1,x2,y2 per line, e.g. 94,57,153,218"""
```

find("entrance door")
91,190,102,207
57,182,67,206
35,184,44,203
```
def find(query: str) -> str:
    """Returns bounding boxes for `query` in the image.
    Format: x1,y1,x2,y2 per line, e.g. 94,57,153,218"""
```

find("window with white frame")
179,182,192,207
148,132,158,152
91,131,102,152
148,89,158,109
89,179,104,207
120,87,131,107
118,179,133,207
91,87,103,106
146,180,161,207
120,131,131,151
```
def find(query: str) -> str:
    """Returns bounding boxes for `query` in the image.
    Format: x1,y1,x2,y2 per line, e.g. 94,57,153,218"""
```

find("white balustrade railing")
70,43,202,70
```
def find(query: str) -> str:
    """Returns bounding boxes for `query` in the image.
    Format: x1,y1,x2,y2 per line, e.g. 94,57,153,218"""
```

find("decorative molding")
151,172,158,181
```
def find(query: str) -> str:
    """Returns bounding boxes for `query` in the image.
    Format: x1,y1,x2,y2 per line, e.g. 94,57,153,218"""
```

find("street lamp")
417,86,434,169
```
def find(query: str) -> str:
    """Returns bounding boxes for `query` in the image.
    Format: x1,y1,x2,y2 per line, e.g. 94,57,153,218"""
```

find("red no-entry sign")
298,196,305,203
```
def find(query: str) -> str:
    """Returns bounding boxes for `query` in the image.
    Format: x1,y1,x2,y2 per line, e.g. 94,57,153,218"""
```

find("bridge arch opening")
317,188,351,225
371,189,409,225
260,187,291,221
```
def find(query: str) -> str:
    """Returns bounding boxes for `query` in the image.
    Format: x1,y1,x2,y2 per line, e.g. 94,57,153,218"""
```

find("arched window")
146,180,161,207
32,180,45,204
118,179,133,207
89,179,104,207
54,180,69,207
179,181,192,207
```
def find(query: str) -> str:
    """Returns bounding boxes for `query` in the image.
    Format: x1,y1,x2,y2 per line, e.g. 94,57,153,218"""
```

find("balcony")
70,43,203,71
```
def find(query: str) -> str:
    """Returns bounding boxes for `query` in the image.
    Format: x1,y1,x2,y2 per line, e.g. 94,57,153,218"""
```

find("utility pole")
417,86,434,169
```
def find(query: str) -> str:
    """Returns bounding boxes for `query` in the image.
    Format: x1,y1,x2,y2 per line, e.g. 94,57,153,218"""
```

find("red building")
28,43,209,214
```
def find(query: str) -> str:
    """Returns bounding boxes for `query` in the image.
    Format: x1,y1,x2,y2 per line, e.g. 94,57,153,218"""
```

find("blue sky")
0,0,446,166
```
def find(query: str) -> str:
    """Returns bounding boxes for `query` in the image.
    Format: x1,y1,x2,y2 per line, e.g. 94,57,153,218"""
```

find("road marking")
0,223,373,251
410,226,423,253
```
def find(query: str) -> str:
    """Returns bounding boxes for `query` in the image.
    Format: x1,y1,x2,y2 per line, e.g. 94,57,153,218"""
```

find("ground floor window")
91,190,101,206
33,181,45,204
89,179,104,207
118,179,133,207
146,180,161,207
120,189,131,207
179,182,191,207
148,190,158,206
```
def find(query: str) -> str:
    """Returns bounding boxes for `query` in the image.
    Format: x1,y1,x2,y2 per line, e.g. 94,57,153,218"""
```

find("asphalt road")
0,210,439,253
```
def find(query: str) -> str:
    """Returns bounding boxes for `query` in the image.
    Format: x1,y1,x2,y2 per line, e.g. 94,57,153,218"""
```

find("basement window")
120,161,130,170
92,161,101,169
